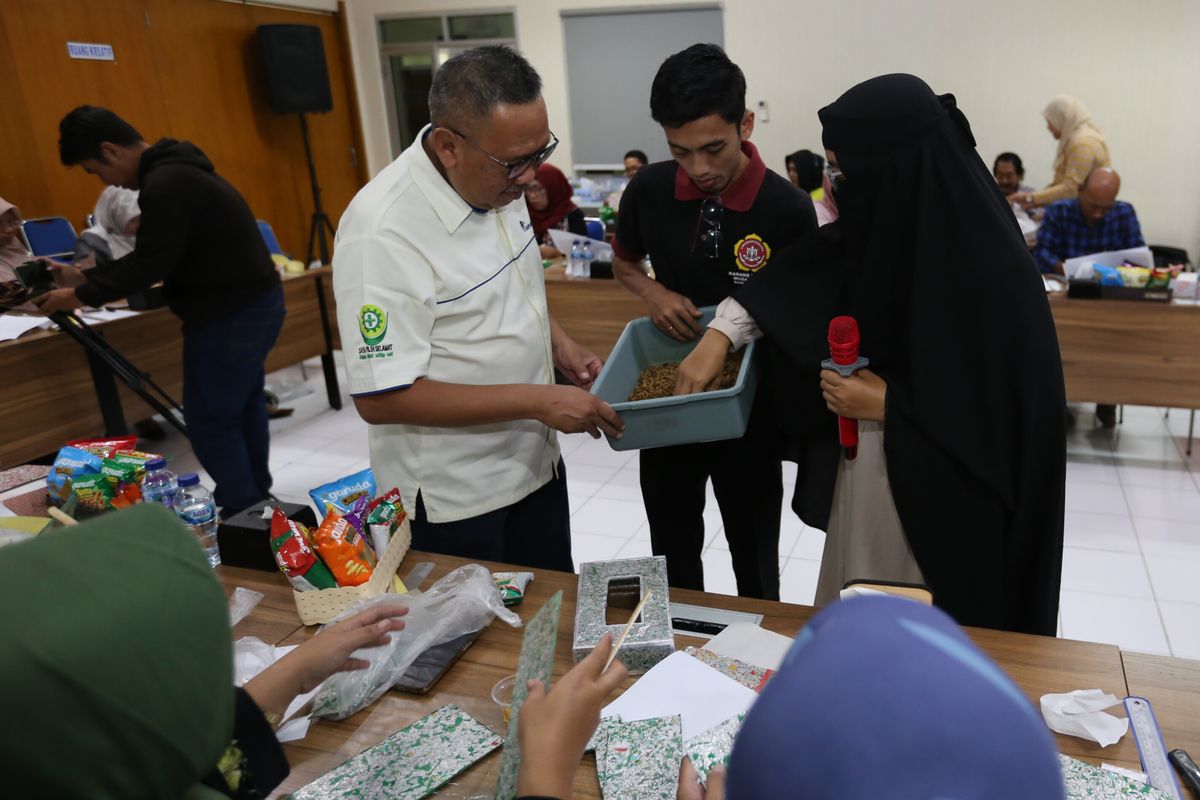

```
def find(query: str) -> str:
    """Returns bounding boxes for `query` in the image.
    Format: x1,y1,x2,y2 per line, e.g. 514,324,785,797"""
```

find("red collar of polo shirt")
673,140,766,212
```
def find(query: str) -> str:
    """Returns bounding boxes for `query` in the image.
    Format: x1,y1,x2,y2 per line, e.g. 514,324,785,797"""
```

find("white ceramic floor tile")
567,494,591,515
791,528,827,561
1059,547,1153,598
1134,517,1200,560
1116,461,1197,491
562,464,619,497
571,532,627,570
779,557,820,606
1065,429,1115,459
629,521,651,543
1062,510,1140,553
270,462,342,505
317,433,371,460
700,549,739,596
1066,458,1121,485
1123,484,1200,522
268,435,333,470
592,467,643,503
1112,406,1170,436
1157,601,1200,659
1059,590,1170,655
615,538,655,559
557,434,587,457
571,496,648,539
781,461,798,486
566,438,638,469
1064,481,1130,515
1110,431,1185,464
1143,555,1200,604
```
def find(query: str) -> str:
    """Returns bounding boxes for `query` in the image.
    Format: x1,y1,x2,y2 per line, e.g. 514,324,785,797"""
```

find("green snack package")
71,472,115,511
100,458,141,487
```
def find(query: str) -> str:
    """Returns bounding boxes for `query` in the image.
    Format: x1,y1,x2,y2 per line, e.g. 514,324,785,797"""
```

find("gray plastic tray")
590,306,758,451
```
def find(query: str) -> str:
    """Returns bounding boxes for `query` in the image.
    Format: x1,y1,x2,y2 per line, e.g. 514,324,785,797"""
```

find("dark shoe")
1096,404,1117,428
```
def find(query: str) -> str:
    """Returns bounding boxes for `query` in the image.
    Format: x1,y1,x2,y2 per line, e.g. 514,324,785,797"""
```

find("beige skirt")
814,421,925,606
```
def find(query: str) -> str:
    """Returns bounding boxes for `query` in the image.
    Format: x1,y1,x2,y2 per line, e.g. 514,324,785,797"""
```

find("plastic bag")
228,586,264,627
311,564,522,720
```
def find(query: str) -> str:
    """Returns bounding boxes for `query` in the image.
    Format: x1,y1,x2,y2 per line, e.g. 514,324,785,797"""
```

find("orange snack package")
313,500,375,587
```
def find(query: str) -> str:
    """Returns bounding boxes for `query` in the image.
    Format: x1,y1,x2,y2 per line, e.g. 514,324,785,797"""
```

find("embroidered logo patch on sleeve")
734,234,770,272
359,304,388,345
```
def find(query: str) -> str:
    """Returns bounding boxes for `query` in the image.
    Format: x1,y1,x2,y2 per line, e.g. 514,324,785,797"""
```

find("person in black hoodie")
36,106,284,517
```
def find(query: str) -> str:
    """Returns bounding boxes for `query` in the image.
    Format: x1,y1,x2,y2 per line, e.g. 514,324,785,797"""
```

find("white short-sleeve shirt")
332,127,559,523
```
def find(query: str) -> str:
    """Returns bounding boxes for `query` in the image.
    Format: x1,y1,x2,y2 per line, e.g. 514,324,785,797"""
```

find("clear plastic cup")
491,674,518,725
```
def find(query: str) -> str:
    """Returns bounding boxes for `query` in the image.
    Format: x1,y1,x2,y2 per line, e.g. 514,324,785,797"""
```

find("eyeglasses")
694,196,723,259
824,161,845,187
0,216,22,231
448,128,559,179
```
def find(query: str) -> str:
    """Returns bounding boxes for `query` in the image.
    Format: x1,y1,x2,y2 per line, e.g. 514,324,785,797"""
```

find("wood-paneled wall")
0,0,366,258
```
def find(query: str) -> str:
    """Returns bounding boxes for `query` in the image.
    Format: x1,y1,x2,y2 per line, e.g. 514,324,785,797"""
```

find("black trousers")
640,436,783,600
411,460,573,572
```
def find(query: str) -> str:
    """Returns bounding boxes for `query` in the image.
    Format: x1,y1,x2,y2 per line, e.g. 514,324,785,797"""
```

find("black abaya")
737,75,1066,635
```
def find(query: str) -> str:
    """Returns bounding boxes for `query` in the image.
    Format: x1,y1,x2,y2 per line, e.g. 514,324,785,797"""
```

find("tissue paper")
1040,689,1129,747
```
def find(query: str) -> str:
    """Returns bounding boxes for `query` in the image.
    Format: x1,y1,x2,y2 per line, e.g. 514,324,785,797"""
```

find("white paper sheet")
601,650,758,740
546,227,613,260
0,314,52,342
1063,246,1154,280
79,308,140,323
702,622,794,672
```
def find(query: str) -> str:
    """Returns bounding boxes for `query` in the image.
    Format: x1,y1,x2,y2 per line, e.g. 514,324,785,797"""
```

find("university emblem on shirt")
734,234,770,272
358,304,388,346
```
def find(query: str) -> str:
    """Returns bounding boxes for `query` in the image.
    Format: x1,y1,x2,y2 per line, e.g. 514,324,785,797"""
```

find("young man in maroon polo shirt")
612,44,816,600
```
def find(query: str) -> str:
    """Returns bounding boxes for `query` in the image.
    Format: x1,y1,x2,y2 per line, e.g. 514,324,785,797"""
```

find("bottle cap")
178,473,200,487
146,458,167,471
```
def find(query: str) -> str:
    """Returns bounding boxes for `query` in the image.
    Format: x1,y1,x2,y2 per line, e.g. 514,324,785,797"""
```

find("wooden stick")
47,507,78,526
604,591,652,672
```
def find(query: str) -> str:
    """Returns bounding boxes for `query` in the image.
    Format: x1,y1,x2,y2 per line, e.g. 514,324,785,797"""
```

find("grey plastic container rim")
599,317,756,413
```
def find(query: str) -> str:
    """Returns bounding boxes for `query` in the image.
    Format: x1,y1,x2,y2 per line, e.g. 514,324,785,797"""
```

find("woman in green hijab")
0,503,406,798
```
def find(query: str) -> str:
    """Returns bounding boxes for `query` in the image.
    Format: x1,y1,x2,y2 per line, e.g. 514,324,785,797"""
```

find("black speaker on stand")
256,23,342,411
257,23,335,265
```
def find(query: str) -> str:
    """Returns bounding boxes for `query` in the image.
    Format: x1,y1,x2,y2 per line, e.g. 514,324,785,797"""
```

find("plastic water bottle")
581,239,594,279
141,457,178,509
568,239,582,277
176,473,221,568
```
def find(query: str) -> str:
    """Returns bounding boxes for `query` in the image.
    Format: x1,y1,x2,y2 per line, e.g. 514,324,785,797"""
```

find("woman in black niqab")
680,74,1066,635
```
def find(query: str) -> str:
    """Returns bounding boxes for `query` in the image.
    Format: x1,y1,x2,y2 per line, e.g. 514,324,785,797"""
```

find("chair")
1149,244,1191,270
22,217,78,260
257,220,284,256
584,217,605,242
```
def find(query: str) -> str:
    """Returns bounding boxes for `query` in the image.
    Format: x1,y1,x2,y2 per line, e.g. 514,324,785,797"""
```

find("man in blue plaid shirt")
1032,167,1144,275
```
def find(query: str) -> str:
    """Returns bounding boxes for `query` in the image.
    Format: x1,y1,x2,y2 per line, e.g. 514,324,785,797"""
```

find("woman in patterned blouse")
1013,94,1110,211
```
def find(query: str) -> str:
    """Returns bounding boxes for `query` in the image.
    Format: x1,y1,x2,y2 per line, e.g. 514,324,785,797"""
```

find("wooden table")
1048,295,1200,409
219,552,1155,798
543,264,644,361
1123,652,1200,799
544,269,1200,412
0,267,341,467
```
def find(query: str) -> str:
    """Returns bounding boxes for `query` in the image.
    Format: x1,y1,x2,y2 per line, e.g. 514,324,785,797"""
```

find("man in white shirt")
333,46,622,570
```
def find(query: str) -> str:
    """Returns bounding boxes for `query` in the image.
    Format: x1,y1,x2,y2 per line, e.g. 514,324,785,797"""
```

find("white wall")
344,0,1200,257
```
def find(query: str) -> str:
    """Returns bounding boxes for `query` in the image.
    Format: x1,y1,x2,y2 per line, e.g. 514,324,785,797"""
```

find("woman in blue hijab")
686,596,1066,799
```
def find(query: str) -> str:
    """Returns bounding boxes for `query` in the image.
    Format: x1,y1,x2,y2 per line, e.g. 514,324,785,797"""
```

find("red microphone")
822,316,870,461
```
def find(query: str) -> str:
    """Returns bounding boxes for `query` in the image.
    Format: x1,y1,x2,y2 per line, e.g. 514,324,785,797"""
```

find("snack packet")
67,435,138,458
313,501,376,587
1117,265,1150,288
366,488,406,557
493,571,534,606
47,446,106,504
270,507,336,591
309,468,376,517
71,472,115,511
1146,266,1173,290
1093,265,1123,287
